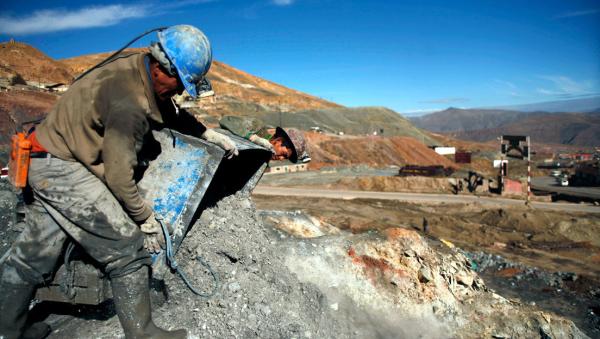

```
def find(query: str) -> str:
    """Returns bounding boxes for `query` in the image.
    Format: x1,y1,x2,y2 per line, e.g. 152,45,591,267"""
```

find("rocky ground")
256,195,600,338
0,180,596,338
466,251,600,338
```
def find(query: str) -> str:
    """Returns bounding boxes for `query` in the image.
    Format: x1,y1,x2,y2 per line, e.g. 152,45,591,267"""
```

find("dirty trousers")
3,157,150,285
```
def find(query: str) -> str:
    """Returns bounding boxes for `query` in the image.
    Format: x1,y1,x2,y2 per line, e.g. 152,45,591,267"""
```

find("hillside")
305,132,455,169
0,40,72,84
259,107,439,145
61,50,340,112
410,107,526,132
449,112,600,146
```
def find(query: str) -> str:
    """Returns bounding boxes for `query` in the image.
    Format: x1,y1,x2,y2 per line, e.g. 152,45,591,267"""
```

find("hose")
72,27,168,83
155,215,219,298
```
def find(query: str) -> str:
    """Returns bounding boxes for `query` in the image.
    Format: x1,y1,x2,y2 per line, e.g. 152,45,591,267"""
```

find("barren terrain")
254,194,600,337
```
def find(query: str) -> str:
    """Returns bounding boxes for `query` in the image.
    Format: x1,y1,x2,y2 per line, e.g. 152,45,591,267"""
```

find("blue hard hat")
158,25,212,98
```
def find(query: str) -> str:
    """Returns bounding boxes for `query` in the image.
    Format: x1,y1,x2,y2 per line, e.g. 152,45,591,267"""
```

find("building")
455,151,472,164
574,153,593,161
266,160,309,174
434,147,456,155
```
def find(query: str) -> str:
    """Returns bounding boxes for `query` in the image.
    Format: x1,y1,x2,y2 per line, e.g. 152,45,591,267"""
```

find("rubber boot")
0,266,36,339
110,266,187,339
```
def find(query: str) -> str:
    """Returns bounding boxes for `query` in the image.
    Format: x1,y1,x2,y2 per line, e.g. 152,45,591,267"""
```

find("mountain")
411,107,600,146
488,96,600,113
448,112,600,146
410,107,526,133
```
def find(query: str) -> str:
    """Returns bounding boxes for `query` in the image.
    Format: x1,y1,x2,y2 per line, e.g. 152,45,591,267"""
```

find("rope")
155,215,219,298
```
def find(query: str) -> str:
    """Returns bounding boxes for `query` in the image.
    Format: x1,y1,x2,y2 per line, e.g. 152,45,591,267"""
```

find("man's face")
270,137,294,161
150,61,184,101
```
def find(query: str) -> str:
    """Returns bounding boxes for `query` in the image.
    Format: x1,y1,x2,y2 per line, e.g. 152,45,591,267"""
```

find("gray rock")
418,266,433,283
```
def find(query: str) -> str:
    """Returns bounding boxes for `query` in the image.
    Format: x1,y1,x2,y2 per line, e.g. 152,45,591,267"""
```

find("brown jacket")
36,53,206,223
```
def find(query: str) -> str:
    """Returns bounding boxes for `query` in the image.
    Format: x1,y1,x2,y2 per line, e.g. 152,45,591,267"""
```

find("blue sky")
1,0,599,115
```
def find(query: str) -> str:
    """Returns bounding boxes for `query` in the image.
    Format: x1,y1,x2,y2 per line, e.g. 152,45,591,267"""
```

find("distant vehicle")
560,177,569,186
550,170,561,177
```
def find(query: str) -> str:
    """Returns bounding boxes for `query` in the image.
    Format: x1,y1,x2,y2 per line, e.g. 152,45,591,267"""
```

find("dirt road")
532,176,600,200
254,186,600,213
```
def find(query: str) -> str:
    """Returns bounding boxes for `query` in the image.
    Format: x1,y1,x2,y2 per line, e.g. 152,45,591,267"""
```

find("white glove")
140,212,165,254
249,134,275,154
201,129,239,159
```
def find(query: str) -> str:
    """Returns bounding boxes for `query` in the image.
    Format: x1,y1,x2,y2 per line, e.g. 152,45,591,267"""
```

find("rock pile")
8,190,589,338
55,193,363,338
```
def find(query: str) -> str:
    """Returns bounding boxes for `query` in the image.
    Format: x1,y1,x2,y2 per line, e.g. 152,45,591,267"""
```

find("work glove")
249,134,275,154
140,212,165,254
201,129,239,159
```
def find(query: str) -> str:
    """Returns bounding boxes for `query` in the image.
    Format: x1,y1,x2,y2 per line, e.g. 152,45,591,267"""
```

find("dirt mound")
56,193,362,338
53,192,588,338
306,134,457,169
270,212,588,338
331,176,453,193
0,41,73,84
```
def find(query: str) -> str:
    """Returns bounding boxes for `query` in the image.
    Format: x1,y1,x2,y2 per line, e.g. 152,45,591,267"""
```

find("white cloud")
537,75,594,97
554,9,599,19
0,5,148,35
0,1,216,35
272,0,295,6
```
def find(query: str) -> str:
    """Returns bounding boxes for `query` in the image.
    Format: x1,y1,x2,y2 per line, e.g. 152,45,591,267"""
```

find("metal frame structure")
500,135,531,204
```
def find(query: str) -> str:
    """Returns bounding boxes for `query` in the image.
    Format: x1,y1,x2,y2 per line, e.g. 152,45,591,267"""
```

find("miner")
0,25,237,339
219,115,309,163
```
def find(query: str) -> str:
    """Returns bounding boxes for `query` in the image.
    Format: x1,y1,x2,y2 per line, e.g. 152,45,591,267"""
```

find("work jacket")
36,53,206,223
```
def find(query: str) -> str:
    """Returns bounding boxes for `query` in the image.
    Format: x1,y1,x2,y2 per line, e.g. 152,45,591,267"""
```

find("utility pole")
500,135,504,194
526,136,531,205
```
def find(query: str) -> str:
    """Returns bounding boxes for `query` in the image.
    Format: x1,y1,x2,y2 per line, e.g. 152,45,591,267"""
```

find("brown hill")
305,132,456,169
0,41,73,84
60,49,339,112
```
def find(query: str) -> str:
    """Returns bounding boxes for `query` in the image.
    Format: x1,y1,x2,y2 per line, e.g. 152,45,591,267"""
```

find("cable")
72,27,168,83
155,215,219,298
